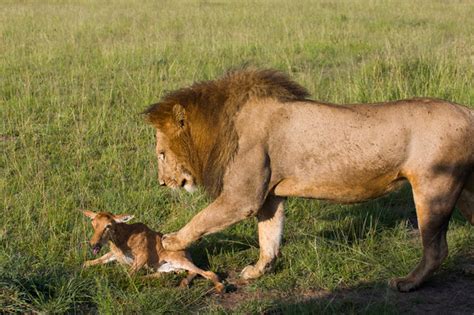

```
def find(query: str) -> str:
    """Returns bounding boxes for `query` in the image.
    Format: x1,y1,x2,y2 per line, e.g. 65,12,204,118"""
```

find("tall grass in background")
1,0,473,313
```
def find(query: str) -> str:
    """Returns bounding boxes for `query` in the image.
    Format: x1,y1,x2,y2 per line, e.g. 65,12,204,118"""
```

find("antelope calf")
81,210,224,293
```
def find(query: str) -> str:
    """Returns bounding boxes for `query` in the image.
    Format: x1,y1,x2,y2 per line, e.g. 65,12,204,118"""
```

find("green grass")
1,0,473,313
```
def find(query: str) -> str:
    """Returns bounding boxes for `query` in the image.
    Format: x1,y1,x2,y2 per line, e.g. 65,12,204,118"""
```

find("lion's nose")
159,178,166,186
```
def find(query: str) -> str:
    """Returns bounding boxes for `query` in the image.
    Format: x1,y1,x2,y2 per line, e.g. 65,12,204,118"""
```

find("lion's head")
144,68,309,198
154,120,197,193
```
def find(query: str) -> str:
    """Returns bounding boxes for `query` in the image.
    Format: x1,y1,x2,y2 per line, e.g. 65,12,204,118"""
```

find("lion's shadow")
313,184,417,244
188,232,256,275
266,262,474,314
270,229,474,313
295,183,468,245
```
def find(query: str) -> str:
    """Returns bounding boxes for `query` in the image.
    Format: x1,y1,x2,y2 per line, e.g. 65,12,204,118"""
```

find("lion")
144,68,474,292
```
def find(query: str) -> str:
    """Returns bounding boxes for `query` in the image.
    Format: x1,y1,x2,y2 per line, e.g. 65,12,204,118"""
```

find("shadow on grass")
216,246,474,314
269,267,474,314
0,264,94,313
315,184,416,241
187,232,256,281
306,183,468,245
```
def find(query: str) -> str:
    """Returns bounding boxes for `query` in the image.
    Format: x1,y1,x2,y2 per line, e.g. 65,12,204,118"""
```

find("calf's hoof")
179,278,190,288
214,282,225,294
82,261,93,268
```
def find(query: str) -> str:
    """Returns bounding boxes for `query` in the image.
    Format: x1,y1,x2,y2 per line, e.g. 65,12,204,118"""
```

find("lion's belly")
266,103,412,202
273,173,406,203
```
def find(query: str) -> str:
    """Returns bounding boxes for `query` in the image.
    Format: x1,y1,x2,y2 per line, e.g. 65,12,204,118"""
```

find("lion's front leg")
162,198,240,250
162,146,270,251
162,195,264,251
241,196,285,280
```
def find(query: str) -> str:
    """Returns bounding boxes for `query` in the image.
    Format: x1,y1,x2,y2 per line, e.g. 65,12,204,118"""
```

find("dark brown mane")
144,68,310,198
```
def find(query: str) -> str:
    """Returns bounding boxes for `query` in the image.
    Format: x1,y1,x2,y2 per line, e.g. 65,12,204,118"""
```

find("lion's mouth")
183,183,197,193
168,182,196,193
180,172,196,193
163,175,196,193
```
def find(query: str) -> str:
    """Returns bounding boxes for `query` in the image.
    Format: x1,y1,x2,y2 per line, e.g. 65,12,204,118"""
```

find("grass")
1,0,473,313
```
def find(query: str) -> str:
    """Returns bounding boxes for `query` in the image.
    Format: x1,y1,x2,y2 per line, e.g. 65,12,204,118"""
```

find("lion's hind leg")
457,172,474,225
390,171,465,292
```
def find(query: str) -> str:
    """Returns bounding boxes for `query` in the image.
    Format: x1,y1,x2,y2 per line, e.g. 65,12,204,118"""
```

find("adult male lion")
144,69,474,292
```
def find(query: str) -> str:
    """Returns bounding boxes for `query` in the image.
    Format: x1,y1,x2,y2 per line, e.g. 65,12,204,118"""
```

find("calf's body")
82,211,223,292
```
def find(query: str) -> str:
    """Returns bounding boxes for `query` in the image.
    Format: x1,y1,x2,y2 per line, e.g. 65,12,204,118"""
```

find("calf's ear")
114,214,135,223
81,210,97,220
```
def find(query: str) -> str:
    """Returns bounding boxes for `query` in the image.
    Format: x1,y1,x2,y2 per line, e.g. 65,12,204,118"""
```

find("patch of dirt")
214,270,474,314
317,272,474,314
394,273,474,314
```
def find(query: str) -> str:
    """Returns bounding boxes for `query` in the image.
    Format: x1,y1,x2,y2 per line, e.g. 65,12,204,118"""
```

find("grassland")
1,0,473,313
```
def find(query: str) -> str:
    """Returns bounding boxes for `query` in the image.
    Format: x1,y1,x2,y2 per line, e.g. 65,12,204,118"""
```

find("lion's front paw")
162,232,187,251
389,277,418,292
240,265,264,280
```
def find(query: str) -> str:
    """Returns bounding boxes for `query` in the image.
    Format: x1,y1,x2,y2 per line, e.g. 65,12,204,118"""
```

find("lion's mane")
144,68,310,197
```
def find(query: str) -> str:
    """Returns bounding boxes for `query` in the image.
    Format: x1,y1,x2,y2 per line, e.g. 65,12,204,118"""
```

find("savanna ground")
1,0,473,313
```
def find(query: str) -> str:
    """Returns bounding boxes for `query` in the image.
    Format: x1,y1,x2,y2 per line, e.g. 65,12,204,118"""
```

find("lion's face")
155,129,197,193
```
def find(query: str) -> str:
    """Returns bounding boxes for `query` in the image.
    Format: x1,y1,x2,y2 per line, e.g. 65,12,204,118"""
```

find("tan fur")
144,68,309,197
81,210,224,293
145,69,474,292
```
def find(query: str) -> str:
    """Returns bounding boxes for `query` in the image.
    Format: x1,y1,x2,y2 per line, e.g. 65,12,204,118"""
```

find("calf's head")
82,210,134,255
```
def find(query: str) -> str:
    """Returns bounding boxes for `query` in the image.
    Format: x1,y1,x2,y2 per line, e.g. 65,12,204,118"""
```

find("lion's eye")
158,152,165,161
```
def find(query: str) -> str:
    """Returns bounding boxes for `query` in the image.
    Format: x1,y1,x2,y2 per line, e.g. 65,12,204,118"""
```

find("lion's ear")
172,104,187,129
